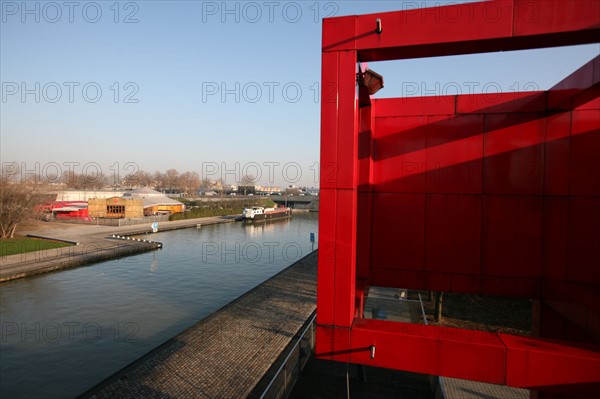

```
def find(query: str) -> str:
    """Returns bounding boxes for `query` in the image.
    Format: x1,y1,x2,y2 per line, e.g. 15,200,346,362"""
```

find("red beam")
316,321,600,389
543,281,600,342
502,333,600,388
323,0,600,61
348,319,507,384
548,56,600,111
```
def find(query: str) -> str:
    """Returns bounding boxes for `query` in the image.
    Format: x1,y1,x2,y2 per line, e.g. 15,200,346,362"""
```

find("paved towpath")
83,251,318,398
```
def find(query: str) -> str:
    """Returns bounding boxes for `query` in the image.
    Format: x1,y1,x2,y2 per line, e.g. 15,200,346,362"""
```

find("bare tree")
214,178,225,198
153,171,164,192
1,163,46,238
434,292,444,322
83,172,108,190
61,170,78,188
123,170,153,189
200,177,212,192
238,174,256,195
61,170,108,190
177,171,201,196
164,168,180,192
285,187,301,196
240,174,256,186
137,170,154,187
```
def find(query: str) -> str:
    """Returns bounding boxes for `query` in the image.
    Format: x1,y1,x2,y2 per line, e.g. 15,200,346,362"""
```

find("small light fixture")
376,18,382,34
359,68,384,95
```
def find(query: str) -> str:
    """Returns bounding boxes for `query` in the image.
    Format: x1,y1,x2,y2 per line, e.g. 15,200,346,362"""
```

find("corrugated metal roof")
142,196,183,208
127,188,164,196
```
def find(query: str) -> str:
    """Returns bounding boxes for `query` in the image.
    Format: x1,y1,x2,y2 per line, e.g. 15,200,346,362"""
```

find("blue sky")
1,1,598,187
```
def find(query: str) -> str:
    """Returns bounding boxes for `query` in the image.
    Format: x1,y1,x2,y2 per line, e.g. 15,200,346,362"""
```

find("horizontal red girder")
548,56,600,111
316,321,600,389
323,0,600,61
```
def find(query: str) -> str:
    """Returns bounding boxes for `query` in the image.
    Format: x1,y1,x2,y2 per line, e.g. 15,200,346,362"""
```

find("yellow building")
88,197,144,218
88,189,185,219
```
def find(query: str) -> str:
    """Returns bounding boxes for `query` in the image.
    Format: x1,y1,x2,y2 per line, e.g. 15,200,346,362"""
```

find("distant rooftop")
124,188,164,197
141,196,183,208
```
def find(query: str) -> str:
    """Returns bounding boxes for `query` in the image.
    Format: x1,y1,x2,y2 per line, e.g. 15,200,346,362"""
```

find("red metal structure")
316,1,600,397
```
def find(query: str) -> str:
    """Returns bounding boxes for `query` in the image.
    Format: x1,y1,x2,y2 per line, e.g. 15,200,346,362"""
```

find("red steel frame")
316,1,600,397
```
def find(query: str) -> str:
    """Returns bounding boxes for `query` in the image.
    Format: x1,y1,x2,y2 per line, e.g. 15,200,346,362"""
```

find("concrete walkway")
82,251,318,398
0,216,237,282
441,377,529,399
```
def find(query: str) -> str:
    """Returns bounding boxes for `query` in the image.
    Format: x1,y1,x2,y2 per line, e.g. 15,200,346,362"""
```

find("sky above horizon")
2,0,598,187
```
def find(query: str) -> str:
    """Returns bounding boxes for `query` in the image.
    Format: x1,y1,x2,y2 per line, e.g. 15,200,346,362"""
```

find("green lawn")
0,237,74,257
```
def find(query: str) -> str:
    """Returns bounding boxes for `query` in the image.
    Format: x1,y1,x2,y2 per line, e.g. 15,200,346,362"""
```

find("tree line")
0,163,258,194
0,162,257,238
122,169,210,193
122,169,259,194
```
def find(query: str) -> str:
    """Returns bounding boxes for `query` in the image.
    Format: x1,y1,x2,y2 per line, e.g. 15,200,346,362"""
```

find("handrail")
418,293,428,326
259,311,317,399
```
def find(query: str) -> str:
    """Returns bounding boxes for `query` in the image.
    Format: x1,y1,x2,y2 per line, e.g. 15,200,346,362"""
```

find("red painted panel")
373,96,455,118
457,91,547,115
350,319,507,384
373,116,427,193
538,301,568,341
369,269,425,292
319,51,339,190
357,105,373,191
333,189,358,327
543,281,600,342
446,273,481,294
317,188,337,326
425,194,481,274
352,1,514,58
544,112,571,195
570,110,600,196
371,193,425,271
548,56,599,111
542,198,568,281
513,0,600,37
502,333,600,388
480,275,540,299
482,196,542,278
322,16,356,52
356,192,372,281
575,96,600,111
425,114,484,194
425,271,455,293
568,197,600,284
483,113,545,195
335,51,359,190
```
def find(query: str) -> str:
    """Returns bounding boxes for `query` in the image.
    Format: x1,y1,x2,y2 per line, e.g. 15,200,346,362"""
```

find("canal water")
0,213,318,399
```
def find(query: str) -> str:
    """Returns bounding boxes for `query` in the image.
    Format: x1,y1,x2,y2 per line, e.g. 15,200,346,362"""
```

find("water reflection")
242,217,292,236
150,251,158,274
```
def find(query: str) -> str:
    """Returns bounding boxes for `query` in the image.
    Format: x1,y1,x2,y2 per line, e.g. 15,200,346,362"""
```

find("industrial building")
88,188,185,218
